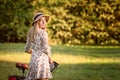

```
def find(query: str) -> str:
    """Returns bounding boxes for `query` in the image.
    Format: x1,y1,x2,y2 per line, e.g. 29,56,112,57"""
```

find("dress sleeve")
41,30,52,57
24,33,33,53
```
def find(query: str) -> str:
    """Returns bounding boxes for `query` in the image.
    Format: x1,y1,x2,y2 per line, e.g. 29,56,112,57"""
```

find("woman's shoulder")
38,29,48,36
38,29,46,33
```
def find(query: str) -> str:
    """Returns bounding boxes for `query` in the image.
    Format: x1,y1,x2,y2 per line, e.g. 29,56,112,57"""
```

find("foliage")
0,0,34,42
0,0,120,45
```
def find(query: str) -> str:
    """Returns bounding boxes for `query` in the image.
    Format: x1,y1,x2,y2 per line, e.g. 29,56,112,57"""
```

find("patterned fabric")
25,29,52,80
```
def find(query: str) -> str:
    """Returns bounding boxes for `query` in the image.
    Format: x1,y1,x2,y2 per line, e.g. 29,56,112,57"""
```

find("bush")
0,0,120,45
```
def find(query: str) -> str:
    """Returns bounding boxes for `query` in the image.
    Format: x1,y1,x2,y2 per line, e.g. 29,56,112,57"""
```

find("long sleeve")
41,30,52,57
24,33,33,53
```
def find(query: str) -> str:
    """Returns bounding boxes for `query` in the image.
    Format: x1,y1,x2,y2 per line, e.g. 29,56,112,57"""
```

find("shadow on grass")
0,60,120,80
52,45,120,58
0,60,26,80
53,63,120,80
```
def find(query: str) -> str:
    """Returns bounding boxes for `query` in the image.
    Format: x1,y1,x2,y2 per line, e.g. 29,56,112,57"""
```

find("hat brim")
32,15,49,26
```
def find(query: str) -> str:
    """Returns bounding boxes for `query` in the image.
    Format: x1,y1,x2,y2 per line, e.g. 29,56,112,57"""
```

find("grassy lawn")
0,43,120,80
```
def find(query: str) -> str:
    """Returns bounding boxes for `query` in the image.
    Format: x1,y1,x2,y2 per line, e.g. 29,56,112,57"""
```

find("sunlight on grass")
53,53,120,64
0,52,120,64
0,52,30,63
0,44,120,80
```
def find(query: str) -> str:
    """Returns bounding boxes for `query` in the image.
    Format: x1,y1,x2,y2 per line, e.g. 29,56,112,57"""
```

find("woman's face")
38,17,46,29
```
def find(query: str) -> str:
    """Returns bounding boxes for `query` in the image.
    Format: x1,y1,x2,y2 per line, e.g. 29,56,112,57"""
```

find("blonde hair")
28,21,46,42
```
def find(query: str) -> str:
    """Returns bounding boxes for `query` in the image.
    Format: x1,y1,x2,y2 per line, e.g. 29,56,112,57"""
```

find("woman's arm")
24,28,33,54
41,30,52,63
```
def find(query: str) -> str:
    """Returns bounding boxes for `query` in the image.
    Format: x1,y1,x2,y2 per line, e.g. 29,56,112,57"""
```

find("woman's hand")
49,57,53,64
25,49,32,54
28,49,32,54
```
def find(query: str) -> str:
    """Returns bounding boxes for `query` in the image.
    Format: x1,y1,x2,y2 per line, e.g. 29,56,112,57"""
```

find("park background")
0,0,120,80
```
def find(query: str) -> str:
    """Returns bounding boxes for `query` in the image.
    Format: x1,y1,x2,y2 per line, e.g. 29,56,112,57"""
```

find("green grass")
0,43,120,80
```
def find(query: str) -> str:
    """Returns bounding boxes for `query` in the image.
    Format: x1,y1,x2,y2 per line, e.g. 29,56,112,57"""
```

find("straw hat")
32,13,49,26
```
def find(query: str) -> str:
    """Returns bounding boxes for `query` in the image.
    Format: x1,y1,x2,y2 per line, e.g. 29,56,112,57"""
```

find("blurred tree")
0,0,34,42
0,0,120,45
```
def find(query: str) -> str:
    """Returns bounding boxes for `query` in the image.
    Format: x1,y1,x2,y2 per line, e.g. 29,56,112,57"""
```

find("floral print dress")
24,29,52,80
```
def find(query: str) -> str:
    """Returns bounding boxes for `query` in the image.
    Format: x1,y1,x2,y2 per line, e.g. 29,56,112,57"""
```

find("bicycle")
8,61,59,80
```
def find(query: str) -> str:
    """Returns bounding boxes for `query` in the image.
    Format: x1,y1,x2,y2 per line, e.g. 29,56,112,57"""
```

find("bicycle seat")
16,63,28,70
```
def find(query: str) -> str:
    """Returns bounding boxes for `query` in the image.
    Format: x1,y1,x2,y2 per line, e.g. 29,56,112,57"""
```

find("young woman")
24,13,52,80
